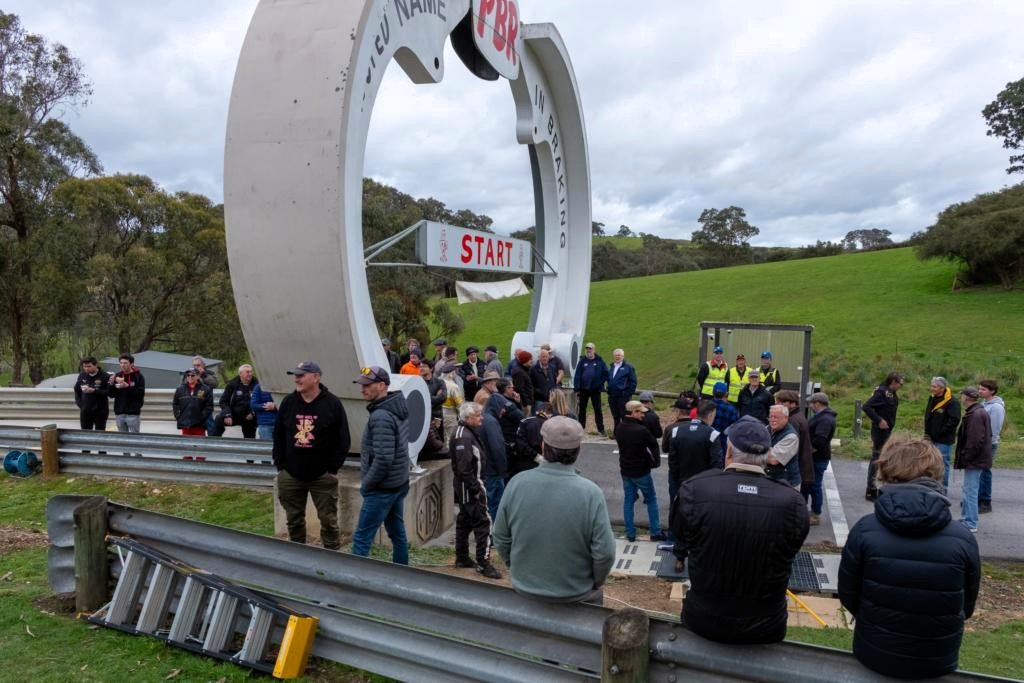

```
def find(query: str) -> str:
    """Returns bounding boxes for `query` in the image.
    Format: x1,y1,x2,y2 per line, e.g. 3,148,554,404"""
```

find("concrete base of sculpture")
272,459,454,548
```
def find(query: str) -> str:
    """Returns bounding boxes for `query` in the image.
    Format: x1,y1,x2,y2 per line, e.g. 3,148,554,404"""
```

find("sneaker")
454,557,475,568
410,465,427,475
649,532,668,542
626,534,636,543
476,563,502,579
959,520,978,533
809,514,820,526
979,502,992,514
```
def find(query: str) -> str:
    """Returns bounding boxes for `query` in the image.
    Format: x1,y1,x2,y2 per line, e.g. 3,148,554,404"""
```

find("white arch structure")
224,0,592,453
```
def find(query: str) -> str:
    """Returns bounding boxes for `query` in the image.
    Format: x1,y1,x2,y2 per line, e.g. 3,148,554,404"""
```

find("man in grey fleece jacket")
492,416,616,603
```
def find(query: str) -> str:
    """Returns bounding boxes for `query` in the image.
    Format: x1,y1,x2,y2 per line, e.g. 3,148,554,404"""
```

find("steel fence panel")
59,453,274,488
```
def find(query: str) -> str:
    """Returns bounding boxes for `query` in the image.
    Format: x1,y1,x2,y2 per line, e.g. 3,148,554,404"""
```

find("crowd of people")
69,344,1006,678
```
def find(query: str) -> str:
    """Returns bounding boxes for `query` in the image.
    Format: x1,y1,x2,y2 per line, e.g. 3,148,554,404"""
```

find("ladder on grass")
89,537,317,679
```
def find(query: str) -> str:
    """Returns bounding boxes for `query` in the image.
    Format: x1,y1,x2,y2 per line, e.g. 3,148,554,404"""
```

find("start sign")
472,0,521,80
416,221,532,274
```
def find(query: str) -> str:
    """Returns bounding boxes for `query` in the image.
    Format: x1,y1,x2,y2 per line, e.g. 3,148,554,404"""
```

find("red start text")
461,234,515,268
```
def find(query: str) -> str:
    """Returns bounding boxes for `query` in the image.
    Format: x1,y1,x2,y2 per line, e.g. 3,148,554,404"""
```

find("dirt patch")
0,525,48,556
34,592,76,616
971,560,1024,630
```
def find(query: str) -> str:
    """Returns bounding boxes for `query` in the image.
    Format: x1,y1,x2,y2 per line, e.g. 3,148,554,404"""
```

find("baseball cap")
725,415,771,454
585,342,595,349
808,392,829,405
381,337,391,345
625,400,647,413
639,390,655,402
713,381,728,395
961,386,980,399
747,369,760,378
713,345,724,354
736,353,746,360
540,415,585,449
432,338,447,346
484,345,498,353
354,365,390,385
183,368,197,376
761,351,772,359
287,361,322,375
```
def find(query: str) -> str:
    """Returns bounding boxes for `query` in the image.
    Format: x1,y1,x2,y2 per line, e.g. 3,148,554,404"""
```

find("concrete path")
573,438,1024,560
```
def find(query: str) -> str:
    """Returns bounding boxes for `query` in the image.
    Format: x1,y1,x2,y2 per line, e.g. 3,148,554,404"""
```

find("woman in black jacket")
838,435,980,679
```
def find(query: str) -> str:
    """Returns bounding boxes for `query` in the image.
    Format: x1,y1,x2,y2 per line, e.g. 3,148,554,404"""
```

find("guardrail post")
853,400,862,439
601,608,649,682
40,424,60,479
73,496,109,614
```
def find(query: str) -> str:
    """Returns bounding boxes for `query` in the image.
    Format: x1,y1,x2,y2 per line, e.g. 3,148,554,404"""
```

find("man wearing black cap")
432,337,448,363
273,361,351,550
483,345,503,377
352,365,411,564
460,346,486,400
671,415,809,644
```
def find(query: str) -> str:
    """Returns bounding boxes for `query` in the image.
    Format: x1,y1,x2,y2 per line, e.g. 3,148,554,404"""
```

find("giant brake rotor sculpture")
225,0,592,454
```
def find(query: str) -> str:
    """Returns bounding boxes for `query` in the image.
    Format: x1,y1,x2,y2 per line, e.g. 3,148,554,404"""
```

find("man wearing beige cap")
493,416,616,603
615,400,666,542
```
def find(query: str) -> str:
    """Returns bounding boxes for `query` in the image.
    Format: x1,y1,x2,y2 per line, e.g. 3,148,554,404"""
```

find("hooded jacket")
273,384,351,481
924,388,961,445
360,391,410,492
983,395,1006,444
838,478,980,679
481,394,509,479
614,415,660,478
110,368,145,415
808,407,837,461
954,402,993,470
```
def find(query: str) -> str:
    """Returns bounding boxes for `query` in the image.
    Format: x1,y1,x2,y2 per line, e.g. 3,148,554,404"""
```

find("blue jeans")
935,442,952,489
351,483,409,564
810,459,830,515
257,424,275,440
961,469,981,530
622,473,661,539
485,475,505,521
979,444,996,503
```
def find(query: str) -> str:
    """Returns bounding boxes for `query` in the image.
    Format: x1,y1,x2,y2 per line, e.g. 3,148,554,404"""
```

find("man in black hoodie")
273,361,351,550
74,356,110,431
110,354,145,433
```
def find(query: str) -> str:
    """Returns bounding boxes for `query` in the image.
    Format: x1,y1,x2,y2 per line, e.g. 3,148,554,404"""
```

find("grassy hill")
447,247,1022,449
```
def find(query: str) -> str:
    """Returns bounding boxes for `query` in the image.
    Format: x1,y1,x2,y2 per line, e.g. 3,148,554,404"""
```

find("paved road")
574,438,1024,560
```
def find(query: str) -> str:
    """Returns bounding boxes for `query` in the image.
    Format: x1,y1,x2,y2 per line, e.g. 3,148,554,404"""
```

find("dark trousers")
455,496,492,564
577,389,605,432
608,391,628,429
80,411,108,431
866,425,892,494
276,469,341,550
210,414,257,438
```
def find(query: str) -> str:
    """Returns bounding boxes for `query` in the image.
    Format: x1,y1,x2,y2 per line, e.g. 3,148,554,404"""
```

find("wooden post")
853,400,863,439
40,423,60,479
73,496,109,614
601,608,649,683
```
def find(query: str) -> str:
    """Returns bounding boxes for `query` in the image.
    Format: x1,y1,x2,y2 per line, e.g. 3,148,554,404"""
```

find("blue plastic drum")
17,451,40,475
3,450,22,475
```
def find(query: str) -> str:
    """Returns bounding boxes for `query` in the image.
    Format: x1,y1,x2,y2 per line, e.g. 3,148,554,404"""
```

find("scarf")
930,387,951,412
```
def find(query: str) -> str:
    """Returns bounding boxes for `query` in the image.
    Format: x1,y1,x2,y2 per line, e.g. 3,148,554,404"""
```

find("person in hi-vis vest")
696,346,729,399
725,354,752,405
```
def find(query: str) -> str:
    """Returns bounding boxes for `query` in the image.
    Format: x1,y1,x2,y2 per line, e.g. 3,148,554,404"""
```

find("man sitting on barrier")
671,415,809,644
493,416,616,604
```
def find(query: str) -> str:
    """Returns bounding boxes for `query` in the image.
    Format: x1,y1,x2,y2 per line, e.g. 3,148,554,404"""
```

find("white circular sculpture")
224,0,592,452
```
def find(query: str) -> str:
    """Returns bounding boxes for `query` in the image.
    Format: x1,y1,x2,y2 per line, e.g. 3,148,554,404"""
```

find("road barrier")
0,425,274,488
45,495,1005,683
0,387,209,421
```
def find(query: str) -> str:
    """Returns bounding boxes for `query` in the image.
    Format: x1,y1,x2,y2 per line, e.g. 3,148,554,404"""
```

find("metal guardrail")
0,426,274,488
0,387,215,420
45,496,1007,683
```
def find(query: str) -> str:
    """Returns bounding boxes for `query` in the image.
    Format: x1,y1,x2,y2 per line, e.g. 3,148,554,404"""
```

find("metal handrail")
44,496,1011,683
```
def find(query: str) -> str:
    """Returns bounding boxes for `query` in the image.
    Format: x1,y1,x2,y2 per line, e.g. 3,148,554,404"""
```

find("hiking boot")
809,514,820,526
979,502,992,514
476,563,502,579
649,532,668,542
454,556,475,568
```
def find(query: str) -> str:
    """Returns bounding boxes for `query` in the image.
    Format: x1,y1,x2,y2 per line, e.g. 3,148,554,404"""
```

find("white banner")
455,277,530,304
416,221,532,274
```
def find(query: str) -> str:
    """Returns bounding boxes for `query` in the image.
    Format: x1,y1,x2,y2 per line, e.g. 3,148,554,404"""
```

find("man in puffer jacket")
352,365,411,564
839,436,980,679
924,376,961,488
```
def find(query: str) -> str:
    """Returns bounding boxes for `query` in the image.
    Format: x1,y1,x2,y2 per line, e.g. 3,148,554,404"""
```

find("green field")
448,247,1022,459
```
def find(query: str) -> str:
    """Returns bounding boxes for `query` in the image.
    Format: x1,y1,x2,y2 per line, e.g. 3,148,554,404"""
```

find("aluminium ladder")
89,537,317,678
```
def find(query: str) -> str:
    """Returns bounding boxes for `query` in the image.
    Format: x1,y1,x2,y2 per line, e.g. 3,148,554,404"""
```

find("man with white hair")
212,363,259,438
450,401,502,579
493,416,616,603
766,404,801,488
607,348,638,431
671,415,809,643
924,376,961,488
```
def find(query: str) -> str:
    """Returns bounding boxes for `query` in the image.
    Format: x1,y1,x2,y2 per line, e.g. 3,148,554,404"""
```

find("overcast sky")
7,1,1023,246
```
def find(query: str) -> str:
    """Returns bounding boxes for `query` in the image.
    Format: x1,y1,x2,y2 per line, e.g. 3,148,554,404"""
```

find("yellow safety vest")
761,367,779,389
726,366,751,403
701,362,729,397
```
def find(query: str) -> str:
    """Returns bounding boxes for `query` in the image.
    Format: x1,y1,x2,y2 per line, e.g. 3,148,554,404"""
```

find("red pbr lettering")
476,0,495,37
493,0,507,52
505,3,518,64
461,234,472,263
